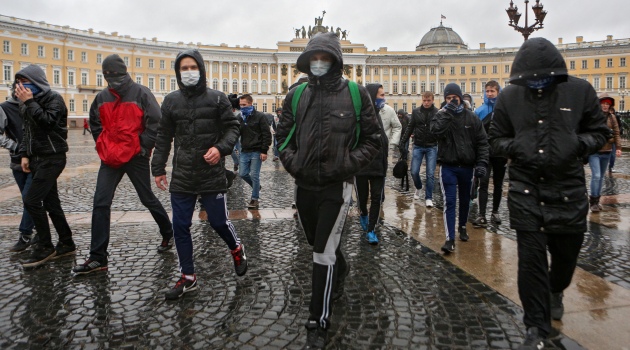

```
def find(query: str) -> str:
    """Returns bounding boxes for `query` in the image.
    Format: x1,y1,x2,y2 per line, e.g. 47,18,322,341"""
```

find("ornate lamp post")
620,90,627,112
506,0,547,41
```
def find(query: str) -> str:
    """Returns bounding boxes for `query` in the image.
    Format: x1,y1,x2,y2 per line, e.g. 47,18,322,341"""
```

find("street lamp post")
506,0,547,41
620,90,627,112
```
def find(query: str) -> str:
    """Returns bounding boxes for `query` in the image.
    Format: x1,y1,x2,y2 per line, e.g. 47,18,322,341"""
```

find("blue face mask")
241,106,254,117
375,98,386,110
22,83,41,95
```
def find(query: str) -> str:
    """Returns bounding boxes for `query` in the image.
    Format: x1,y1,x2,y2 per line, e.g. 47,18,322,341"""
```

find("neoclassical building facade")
1,14,629,127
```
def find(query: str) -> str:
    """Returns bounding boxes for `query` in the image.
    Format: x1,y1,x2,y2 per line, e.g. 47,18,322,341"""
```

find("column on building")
362,64,367,85
379,65,384,86
238,61,242,94
388,66,393,94
247,63,252,93
258,62,262,94
287,63,292,90
407,65,412,95
228,61,233,94
435,65,440,94
425,65,430,93
352,64,357,82
219,61,223,92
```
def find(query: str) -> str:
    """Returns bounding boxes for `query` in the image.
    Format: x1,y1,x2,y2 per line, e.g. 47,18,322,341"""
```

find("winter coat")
597,112,621,152
0,97,24,169
16,65,68,158
90,72,161,168
489,38,610,234
474,85,501,121
276,32,382,191
430,108,489,168
397,110,410,141
151,49,240,194
357,83,388,177
402,105,439,148
239,109,272,154
379,104,402,146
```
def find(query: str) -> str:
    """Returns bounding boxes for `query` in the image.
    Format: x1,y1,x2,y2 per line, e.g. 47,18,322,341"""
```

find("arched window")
222,79,228,92
271,80,277,94
212,78,218,90
261,80,268,93
232,79,238,93
242,79,248,93
251,79,258,93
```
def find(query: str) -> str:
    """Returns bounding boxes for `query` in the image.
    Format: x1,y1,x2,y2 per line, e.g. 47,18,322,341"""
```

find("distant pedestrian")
489,38,609,349
396,109,410,161
83,118,91,135
608,106,623,173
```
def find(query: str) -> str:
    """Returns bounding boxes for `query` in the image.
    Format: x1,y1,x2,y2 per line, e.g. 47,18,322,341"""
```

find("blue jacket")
474,85,501,121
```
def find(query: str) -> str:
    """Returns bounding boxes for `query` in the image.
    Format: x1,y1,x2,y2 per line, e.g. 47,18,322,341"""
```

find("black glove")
444,100,461,115
474,166,487,179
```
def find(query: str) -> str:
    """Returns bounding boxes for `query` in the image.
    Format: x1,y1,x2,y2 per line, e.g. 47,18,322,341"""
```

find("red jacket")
89,76,161,168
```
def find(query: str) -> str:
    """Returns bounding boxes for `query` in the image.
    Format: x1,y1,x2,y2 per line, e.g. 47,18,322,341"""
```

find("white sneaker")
425,199,433,207
413,189,421,200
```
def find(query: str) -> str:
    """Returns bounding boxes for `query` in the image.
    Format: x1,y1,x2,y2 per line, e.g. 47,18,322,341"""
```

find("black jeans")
89,155,173,262
516,230,584,337
477,157,507,216
23,157,72,248
354,176,385,232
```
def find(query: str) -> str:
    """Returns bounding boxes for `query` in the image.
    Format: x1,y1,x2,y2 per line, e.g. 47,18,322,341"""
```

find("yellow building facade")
1,14,629,127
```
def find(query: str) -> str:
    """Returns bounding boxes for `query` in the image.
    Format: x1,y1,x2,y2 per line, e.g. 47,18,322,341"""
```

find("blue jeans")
410,145,437,199
589,152,611,197
609,144,617,170
231,139,241,165
171,192,240,275
12,169,34,235
239,151,262,200
440,165,474,240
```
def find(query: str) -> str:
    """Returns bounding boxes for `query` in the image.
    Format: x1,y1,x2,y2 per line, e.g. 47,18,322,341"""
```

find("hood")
366,83,382,106
483,84,502,105
397,109,408,117
102,54,133,93
598,92,615,107
509,37,568,85
297,32,343,80
174,49,207,95
15,65,51,96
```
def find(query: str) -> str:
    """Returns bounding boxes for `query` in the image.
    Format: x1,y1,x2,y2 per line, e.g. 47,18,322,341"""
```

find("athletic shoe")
231,244,248,276
21,244,56,268
425,199,433,207
332,262,350,301
157,237,174,253
472,216,487,228
305,320,328,349
459,226,469,242
73,259,108,275
518,327,545,350
413,189,421,200
54,241,76,258
247,199,259,209
441,239,455,254
366,231,379,245
491,212,502,224
550,292,564,320
165,274,198,300
359,215,369,231
291,202,297,209
9,234,33,252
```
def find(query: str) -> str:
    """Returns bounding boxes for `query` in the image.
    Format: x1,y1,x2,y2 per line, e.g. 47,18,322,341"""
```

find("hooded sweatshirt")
16,65,68,158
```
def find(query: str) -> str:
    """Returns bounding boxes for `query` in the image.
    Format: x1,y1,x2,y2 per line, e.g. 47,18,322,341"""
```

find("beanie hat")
102,54,127,74
443,83,463,101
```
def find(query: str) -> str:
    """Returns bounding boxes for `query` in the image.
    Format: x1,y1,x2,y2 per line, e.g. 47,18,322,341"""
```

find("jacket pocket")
330,110,356,133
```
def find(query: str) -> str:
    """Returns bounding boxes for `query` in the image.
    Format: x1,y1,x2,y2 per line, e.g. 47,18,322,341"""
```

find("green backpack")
278,80,362,152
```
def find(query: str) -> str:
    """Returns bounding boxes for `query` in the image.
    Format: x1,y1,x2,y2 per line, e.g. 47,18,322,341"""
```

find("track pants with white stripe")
296,181,352,330
171,192,240,275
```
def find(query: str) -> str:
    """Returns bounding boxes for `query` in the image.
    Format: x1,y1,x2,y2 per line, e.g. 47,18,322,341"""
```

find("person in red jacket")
73,54,173,275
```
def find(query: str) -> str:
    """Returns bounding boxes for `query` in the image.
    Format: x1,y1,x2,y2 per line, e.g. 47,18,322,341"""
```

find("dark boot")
589,196,600,213
595,196,603,211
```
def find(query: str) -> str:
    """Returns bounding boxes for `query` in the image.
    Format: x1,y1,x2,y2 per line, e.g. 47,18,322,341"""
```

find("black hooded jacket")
403,104,439,148
239,107,272,154
356,84,387,177
16,65,68,158
489,38,609,233
276,32,381,190
151,49,240,194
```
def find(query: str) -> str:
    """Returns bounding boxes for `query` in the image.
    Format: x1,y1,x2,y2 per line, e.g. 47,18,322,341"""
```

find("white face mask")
310,60,332,77
180,70,200,86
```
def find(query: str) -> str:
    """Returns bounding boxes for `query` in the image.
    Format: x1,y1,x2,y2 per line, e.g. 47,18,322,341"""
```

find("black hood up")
509,37,568,85
297,32,344,87
174,49,207,96
102,54,133,93
366,83,382,106
15,65,51,96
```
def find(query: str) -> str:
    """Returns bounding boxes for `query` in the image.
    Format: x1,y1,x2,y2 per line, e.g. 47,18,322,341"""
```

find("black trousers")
296,182,352,330
23,158,72,248
516,230,584,337
354,176,385,232
477,157,507,216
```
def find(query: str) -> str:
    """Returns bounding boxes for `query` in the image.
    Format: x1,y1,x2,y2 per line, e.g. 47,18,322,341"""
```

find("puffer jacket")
402,105,438,148
356,83,388,177
239,109,272,154
16,65,68,158
489,38,609,234
276,32,381,191
430,107,489,168
90,68,161,168
151,49,240,194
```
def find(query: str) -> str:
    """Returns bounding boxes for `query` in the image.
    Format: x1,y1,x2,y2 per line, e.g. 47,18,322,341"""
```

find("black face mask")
104,73,126,90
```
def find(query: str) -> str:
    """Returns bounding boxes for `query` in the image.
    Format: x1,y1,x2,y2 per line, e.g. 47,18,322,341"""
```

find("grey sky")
1,0,628,51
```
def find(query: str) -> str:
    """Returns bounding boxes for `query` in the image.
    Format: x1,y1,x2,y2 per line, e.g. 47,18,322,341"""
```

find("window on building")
272,103,276,112
251,80,257,93
492,65,498,74
607,58,613,68
171,61,175,69
271,80,277,93
212,62,218,73
252,65,257,74
222,63,228,73
421,81,426,92
83,99,88,112
242,65,247,74
253,103,257,110
606,76,613,89
212,78,218,90
439,82,445,93
21,43,28,55
593,77,600,89
411,81,417,94
430,81,435,92
232,79,238,93
97,73,103,87
222,79,228,92
461,66,466,75
136,76,142,85
271,65,277,74
412,103,417,109
365,67,370,76
402,67,407,75
68,50,74,61
262,65,267,74
393,103,398,111
440,67,445,75
160,78,166,91
582,60,588,69
393,67,398,75
482,66,487,74
148,59,154,69
504,65,510,73
411,67,416,75
136,58,141,68
53,47,59,59
2,40,10,53
384,67,389,75
68,71,75,86
123,57,129,66
471,81,477,93
148,77,154,90
53,69,60,85
96,53,102,63
402,81,407,94
81,51,87,62
173,78,180,90
160,60,165,69
450,66,455,75
620,76,626,89
81,72,88,85
620,57,626,67
471,66,476,74
232,64,238,73
262,103,268,113
261,80,267,93
393,81,398,94
37,45,44,57
420,67,426,75
402,103,407,111
69,99,75,112
374,67,379,75
460,82,466,93
594,59,600,68
383,81,389,92
242,80,248,93
570,61,575,70
430,67,435,75
621,100,626,112
3,65,12,82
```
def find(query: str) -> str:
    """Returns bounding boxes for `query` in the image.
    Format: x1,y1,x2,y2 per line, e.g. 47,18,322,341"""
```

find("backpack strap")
278,82,308,152
348,80,362,149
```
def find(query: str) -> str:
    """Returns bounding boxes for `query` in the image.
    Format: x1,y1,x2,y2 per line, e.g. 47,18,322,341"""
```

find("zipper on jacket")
47,135,57,153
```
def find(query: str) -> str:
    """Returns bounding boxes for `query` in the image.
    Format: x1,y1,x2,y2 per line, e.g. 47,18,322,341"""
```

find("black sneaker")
165,274,198,300
459,226,469,242
73,259,108,275
157,237,174,253
441,239,455,254
305,320,328,349
550,292,564,320
9,234,32,252
518,327,545,350
231,244,248,276
21,244,56,268
332,262,350,301
54,241,76,258
472,216,487,228
491,212,502,224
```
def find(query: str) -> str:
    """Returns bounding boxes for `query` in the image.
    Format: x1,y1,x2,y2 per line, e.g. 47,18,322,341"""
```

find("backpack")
278,80,362,151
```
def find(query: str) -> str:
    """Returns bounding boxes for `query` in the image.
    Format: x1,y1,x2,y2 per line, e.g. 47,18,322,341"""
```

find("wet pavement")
0,130,628,349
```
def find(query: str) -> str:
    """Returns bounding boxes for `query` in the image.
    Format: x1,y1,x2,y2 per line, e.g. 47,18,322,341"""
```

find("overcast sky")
1,0,628,51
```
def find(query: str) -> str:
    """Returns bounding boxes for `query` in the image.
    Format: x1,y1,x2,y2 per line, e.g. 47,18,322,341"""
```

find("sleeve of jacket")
214,93,239,156
577,85,610,157
488,93,515,158
140,89,162,156
347,86,381,175
387,108,402,146
430,108,454,138
0,107,18,152
150,98,174,177
89,97,101,143
276,89,298,177
22,96,64,131
609,114,622,150
259,112,272,154
474,117,490,167
400,111,416,145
